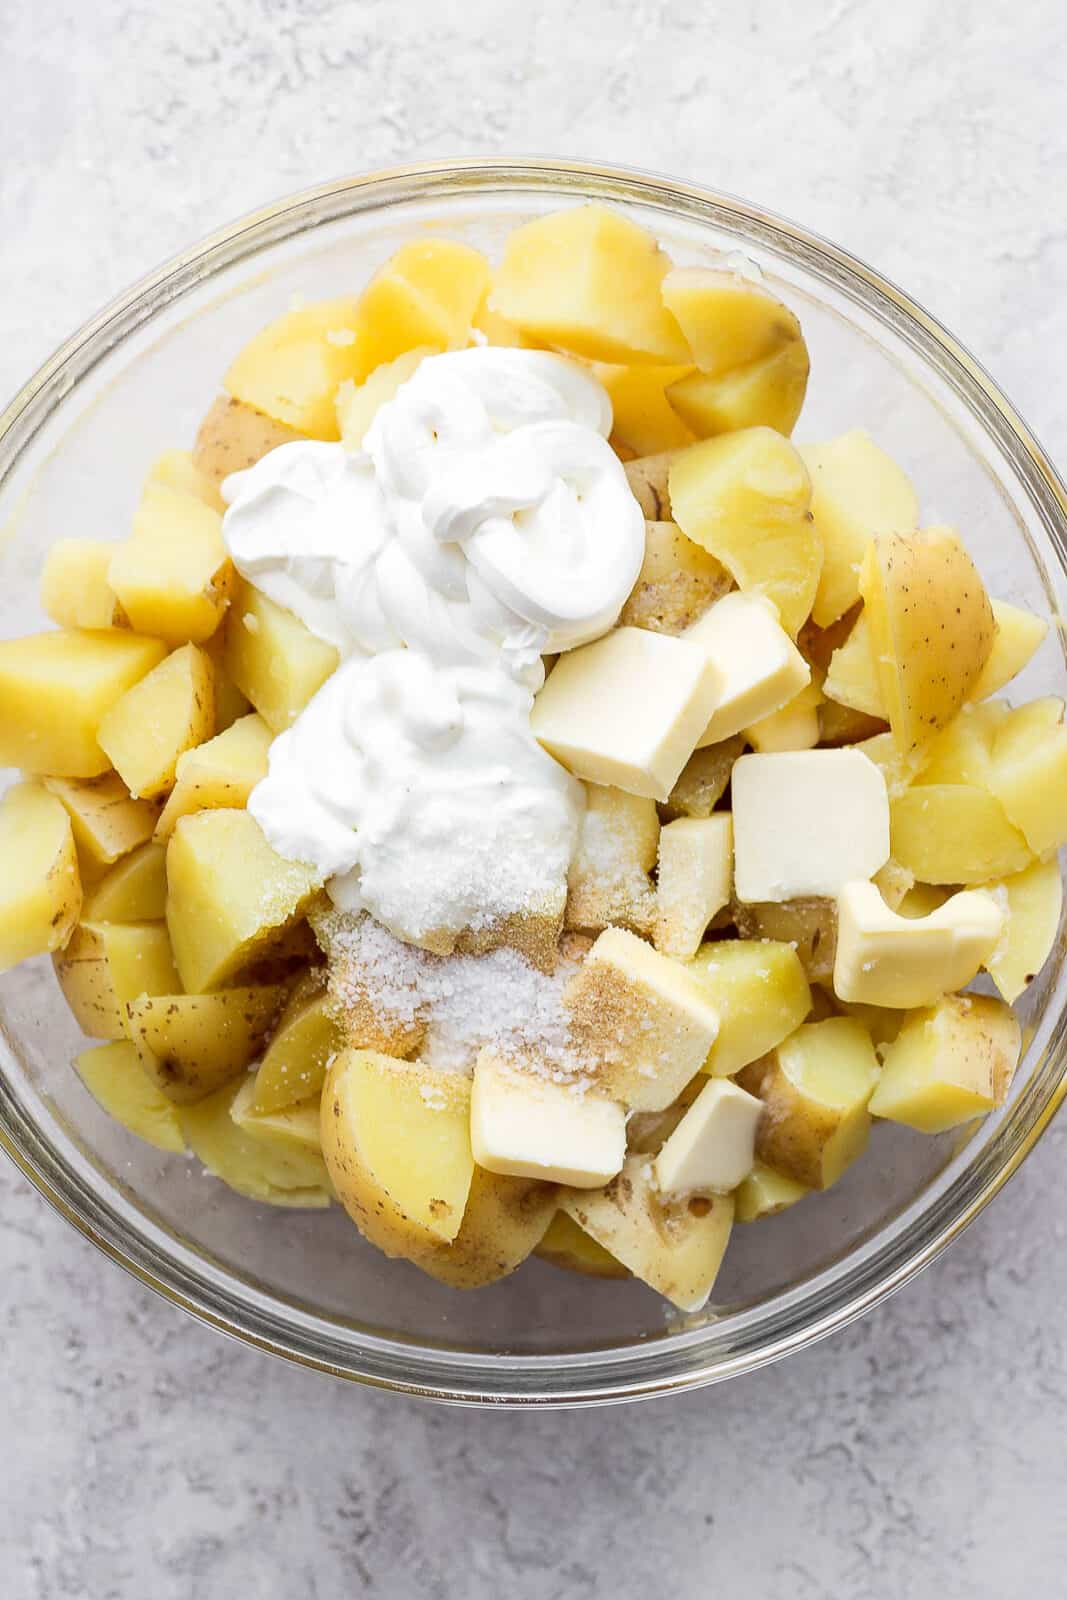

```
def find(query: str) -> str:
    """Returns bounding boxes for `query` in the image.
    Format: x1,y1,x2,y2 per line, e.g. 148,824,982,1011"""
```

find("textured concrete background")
3,3,1067,1596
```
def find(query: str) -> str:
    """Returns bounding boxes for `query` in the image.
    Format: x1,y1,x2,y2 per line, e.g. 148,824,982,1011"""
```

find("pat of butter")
531,626,723,801
654,1079,763,1197
732,748,889,902
470,1050,626,1188
654,814,733,960
685,592,810,746
834,880,1004,1008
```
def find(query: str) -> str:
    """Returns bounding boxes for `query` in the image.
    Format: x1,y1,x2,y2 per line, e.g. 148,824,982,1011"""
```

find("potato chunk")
666,339,810,438
54,920,180,1040
535,1210,630,1279
155,713,272,839
735,1162,809,1222
43,772,159,872
0,629,166,778
661,737,744,821
353,239,490,376
970,599,1048,699
869,994,1021,1133
0,784,82,973
74,1040,185,1154
224,581,339,734
250,977,341,1114
336,347,433,449
144,447,226,511
83,841,168,924
668,428,820,637
859,528,995,751
41,540,126,631
987,697,1067,856
127,985,285,1103
223,297,368,439
800,431,919,627
166,809,323,993
493,205,688,364
594,364,696,456
732,897,838,984
179,1079,331,1206
108,485,234,647
623,450,677,520
97,644,215,801
823,613,885,720
737,1017,879,1190
687,940,812,1078
193,395,305,485
982,858,1063,1003
661,268,802,375
618,520,731,635
653,815,733,960
889,785,1031,884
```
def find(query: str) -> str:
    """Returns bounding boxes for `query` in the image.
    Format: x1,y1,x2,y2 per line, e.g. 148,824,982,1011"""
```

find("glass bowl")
2,158,1066,1408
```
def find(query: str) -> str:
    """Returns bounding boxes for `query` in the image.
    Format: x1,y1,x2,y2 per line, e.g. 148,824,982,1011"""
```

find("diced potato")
41,540,126,631
732,897,838,984
74,1040,185,1154
859,528,995,751
737,1017,879,1190
734,1162,810,1222
251,975,341,1114
969,599,1048,699
618,520,732,636
83,841,168,924
97,644,215,801
178,1078,331,1206
687,940,811,1078
660,737,744,821
895,882,949,919
127,985,284,1103
987,697,1067,855
0,784,82,973
668,428,820,637
493,205,689,364
594,364,696,456
869,993,1021,1133
833,998,906,1047
193,395,305,486
913,700,1005,789
53,920,180,1040
561,1154,734,1312
818,700,888,747
872,857,915,911
166,808,323,993
203,633,252,735
155,713,272,839
224,580,339,734
224,297,368,439
799,431,920,627
335,347,433,449
471,289,526,347
144,448,225,513
660,268,801,375
535,1210,630,1279
889,785,1031,884
667,340,810,438
413,1166,560,1290
109,484,234,647
654,815,733,960
744,677,821,753
823,613,885,719
623,450,677,520
229,1077,324,1157
853,731,925,800
984,858,1063,1003
43,772,159,872
353,239,490,376
565,784,658,935
626,1077,705,1155
0,629,166,778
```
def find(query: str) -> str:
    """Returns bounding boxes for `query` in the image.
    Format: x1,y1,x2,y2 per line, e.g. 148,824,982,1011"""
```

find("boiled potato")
471,288,527,348
869,993,1021,1133
224,580,339,734
229,1077,324,1157
83,841,168,923
889,785,1031,884
732,898,837,984
661,736,745,821
859,528,994,751
734,1162,809,1222
854,731,926,800
744,677,822,753
970,599,1048,699
625,1077,705,1156
144,447,225,512
127,985,284,1103
594,364,696,456
336,347,433,449
203,629,252,733
987,697,1067,855
668,428,820,637
667,341,810,438
818,699,888,747
565,783,658,935
913,700,1005,788
800,431,919,626
618,520,731,635
535,1210,630,1280
623,450,677,520
155,712,272,839
654,815,733,959
661,268,801,375
193,396,305,486
179,1078,331,1206
166,809,323,992
737,1017,880,1190
54,920,180,1040
493,205,689,364
43,772,159,872
250,975,341,1114
0,629,166,778
0,784,81,973
687,940,812,1078
982,857,1063,1002
223,297,368,439
561,1154,734,1312
413,1166,559,1290
74,1040,185,1154
108,484,234,647
353,239,490,376
823,613,885,720
97,644,216,800
41,540,126,631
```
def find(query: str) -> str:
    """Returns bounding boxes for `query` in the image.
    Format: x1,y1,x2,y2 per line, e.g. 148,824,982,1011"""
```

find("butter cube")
745,679,822,753
834,880,1004,1008
564,926,720,1111
654,1079,762,1197
470,1052,625,1188
566,783,658,935
531,626,723,801
732,748,889,902
685,592,810,746
654,814,733,960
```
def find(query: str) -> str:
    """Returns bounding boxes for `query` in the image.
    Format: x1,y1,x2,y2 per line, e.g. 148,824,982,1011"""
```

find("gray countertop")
3,3,1067,1595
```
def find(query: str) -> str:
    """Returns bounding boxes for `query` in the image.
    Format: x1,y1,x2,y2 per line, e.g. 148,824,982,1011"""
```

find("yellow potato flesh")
982,858,1063,1003
336,347,433,450
224,581,339,734
251,984,341,1114
800,431,919,627
618,519,731,635
987,697,1067,856
913,700,1005,789
823,613,886,720
535,1210,629,1279
178,1079,331,1205
204,630,253,733
667,339,810,438
668,427,819,637
127,985,284,1104
41,540,126,631
166,809,322,993
688,940,812,1078
734,1162,809,1222
969,599,1047,699
43,772,159,871
661,269,801,375
662,737,745,821
144,448,225,512
352,239,490,376
54,920,181,1040
869,994,1021,1133
0,629,166,778
97,643,216,800
155,712,272,839
74,1040,185,1154
224,297,368,439
732,898,838,985
594,363,696,456
411,1166,559,1290
0,784,82,973
108,485,234,647
193,395,305,486
889,785,1031,884
83,841,168,923
229,1077,324,1155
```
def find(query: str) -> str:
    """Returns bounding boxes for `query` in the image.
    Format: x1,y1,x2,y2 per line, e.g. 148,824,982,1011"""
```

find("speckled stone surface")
3,3,1067,1595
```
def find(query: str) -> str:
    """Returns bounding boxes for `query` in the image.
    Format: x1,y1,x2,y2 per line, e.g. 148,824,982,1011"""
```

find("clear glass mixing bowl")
2,159,1065,1407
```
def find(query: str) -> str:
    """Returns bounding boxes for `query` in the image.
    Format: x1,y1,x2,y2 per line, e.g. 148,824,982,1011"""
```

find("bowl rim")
2,155,1066,1407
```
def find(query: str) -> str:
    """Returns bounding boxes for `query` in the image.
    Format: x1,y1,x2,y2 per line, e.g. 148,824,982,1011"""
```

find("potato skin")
193,396,305,486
